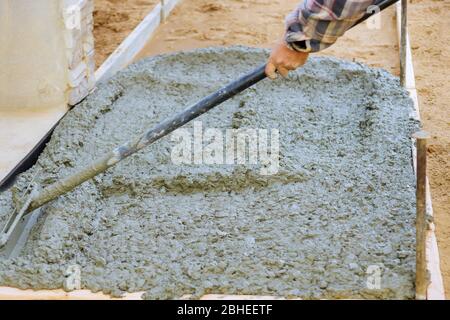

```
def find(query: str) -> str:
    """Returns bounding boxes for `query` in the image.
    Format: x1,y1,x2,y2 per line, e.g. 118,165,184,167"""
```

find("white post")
399,0,407,87
0,0,96,111
0,0,96,182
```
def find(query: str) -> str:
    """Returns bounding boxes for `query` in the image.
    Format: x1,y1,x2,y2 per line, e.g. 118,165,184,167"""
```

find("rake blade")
0,208,43,259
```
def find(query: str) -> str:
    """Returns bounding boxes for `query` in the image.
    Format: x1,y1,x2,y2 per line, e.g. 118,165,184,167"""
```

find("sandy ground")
408,0,450,298
94,0,449,297
93,0,158,67
135,0,399,76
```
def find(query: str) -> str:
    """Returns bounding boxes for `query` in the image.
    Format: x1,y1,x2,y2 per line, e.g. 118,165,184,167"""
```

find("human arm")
266,0,377,79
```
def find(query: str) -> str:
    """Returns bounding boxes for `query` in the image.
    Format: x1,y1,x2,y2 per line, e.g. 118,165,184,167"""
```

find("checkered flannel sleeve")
285,0,380,52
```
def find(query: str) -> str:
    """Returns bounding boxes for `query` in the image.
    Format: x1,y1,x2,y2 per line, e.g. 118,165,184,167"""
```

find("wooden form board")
95,0,181,83
0,287,290,300
395,2,445,300
0,287,144,300
0,2,445,300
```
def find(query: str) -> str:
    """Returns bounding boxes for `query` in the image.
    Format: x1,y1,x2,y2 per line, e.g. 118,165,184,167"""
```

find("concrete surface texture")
0,47,418,299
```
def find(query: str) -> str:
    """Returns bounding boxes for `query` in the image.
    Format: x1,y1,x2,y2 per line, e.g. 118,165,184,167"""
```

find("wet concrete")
0,47,418,299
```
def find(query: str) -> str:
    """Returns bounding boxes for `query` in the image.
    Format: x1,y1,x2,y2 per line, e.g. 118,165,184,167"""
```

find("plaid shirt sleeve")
285,0,378,52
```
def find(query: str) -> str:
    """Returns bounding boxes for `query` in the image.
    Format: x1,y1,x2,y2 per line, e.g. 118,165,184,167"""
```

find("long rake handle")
25,65,267,214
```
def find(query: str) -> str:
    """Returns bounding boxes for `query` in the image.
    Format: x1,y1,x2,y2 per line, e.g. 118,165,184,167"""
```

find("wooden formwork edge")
395,2,446,300
0,288,288,300
95,0,181,84
0,288,144,300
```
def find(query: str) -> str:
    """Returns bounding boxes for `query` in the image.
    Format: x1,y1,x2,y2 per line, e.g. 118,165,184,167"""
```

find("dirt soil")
408,0,450,298
93,0,158,67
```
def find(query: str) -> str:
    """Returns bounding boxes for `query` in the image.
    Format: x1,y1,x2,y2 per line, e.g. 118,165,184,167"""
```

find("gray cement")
0,47,418,299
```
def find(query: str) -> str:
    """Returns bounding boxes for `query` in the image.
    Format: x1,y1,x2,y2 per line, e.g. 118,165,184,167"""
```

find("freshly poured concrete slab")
0,47,418,299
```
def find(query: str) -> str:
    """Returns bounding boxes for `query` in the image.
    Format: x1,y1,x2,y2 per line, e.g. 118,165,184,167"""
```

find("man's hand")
266,41,309,80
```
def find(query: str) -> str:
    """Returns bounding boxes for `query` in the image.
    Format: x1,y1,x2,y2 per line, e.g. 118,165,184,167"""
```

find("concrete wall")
0,0,95,111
